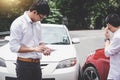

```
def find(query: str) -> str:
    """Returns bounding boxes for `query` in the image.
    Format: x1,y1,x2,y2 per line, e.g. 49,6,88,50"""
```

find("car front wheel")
82,66,100,80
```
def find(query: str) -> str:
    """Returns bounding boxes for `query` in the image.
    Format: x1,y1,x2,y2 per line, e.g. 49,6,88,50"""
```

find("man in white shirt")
104,14,120,80
9,0,53,80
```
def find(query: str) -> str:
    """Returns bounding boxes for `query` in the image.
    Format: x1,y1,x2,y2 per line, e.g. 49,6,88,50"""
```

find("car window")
42,27,70,45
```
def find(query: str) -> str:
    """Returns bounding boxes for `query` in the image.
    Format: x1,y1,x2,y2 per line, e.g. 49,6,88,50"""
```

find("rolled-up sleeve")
105,38,120,57
9,22,22,53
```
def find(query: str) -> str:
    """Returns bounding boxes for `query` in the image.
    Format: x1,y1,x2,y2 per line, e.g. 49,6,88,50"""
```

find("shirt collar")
24,11,33,24
114,28,120,35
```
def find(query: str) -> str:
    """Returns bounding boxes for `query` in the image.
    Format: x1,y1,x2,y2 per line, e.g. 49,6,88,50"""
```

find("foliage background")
0,0,120,31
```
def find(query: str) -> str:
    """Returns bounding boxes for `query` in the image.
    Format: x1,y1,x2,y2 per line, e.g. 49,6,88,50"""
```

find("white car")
0,24,81,80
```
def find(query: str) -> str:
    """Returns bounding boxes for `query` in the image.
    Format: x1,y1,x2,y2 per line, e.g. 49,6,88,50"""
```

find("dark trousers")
16,60,42,80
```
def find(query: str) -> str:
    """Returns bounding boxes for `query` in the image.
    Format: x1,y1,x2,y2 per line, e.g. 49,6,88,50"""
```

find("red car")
82,48,110,80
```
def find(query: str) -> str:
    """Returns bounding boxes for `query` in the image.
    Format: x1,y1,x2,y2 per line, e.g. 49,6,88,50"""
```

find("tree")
1,0,120,31
0,0,34,31
0,0,63,31
56,0,120,30
42,0,63,24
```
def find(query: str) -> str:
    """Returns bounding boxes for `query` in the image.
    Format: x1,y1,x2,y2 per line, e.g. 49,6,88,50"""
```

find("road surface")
70,30,105,66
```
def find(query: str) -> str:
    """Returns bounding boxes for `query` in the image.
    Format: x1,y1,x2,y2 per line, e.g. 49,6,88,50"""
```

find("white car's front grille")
40,64,48,69
5,77,16,80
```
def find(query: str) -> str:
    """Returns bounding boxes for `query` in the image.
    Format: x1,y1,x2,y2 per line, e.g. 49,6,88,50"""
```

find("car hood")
41,45,77,62
0,43,77,62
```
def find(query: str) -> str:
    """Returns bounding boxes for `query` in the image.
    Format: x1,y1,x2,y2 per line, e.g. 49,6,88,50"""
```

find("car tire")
82,66,100,80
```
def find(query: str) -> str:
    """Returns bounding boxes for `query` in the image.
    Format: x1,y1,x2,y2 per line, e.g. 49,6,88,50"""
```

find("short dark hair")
29,0,50,16
105,14,120,27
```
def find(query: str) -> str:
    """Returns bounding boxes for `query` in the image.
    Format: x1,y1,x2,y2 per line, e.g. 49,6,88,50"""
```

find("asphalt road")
69,30,105,66
0,30,105,67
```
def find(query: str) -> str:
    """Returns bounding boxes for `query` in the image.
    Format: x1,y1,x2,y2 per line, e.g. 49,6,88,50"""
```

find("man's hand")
104,26,110,39
104,26,111,51
34,44,55,56
33,45,46,52
42,48,55,56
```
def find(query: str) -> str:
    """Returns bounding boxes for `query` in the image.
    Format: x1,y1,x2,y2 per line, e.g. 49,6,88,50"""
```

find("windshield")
42,26,70,45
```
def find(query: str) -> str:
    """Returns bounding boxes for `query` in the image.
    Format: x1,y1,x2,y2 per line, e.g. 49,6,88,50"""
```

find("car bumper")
42,64,80,80
1,68,79,80
1,61,81,80
0,67,16,80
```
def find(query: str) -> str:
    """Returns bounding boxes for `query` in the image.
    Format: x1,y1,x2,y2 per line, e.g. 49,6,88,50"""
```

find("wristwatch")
104,38,110,42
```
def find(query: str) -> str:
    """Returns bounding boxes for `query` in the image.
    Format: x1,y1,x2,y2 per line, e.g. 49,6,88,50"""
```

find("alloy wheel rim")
83,69,99,80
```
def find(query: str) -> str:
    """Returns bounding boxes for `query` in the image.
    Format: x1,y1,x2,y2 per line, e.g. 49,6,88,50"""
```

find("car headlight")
56,58,77,69
0,58,6,67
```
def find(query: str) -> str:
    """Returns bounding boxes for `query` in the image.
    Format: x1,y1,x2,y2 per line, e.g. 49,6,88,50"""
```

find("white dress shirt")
105,29,120,80
9,11,43,59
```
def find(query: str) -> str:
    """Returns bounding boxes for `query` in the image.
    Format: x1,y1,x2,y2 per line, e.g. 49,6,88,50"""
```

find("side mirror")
72,38,80,44
4,36,10,41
